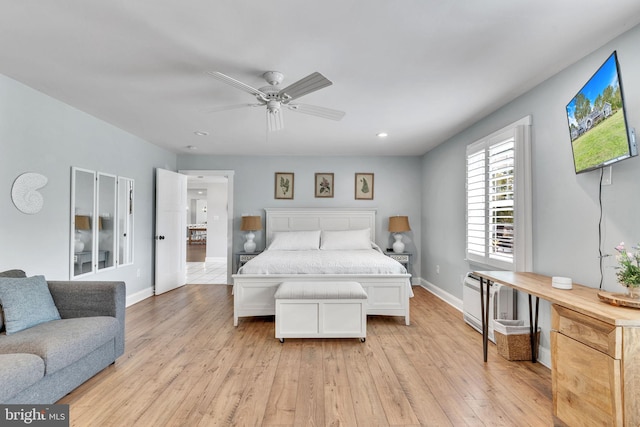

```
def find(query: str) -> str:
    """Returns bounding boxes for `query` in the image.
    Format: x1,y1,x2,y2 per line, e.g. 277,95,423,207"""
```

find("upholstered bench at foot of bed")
274,281,368,342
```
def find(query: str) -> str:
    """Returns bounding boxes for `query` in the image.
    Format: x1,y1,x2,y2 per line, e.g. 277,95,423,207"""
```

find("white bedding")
238,248,407,275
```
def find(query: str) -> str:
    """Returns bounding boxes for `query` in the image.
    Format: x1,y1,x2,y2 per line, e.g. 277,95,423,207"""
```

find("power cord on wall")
598,167,605,289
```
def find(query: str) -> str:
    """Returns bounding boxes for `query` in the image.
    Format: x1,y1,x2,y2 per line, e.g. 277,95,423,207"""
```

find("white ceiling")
2,1,640,157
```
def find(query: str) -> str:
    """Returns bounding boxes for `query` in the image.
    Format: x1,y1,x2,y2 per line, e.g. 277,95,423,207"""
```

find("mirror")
71,168,96,277
97,173,116,271
70,168,134,278
117,177,134,266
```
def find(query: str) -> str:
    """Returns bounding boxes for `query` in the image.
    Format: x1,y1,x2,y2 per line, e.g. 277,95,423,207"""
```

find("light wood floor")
59,285,555,426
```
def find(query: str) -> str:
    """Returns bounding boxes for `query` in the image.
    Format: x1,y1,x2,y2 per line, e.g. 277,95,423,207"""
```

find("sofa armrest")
47,281,126,358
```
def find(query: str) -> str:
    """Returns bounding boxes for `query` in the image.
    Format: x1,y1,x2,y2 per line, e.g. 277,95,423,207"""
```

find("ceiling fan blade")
278,72,333,101
207,71,267,98
201,103,261,114
287,103,345,121
267,110,284,132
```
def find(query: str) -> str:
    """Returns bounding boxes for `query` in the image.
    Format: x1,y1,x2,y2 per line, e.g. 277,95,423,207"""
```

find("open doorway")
181,170,234,285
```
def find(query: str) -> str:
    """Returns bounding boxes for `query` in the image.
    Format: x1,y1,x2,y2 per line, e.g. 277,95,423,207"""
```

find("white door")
155,168,187,294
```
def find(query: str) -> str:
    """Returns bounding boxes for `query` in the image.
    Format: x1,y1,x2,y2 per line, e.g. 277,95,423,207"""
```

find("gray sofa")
0,269,125,404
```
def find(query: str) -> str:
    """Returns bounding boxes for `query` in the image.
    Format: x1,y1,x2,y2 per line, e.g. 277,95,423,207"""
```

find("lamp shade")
388,216,411,232
75,215,91,230
240,216,262,231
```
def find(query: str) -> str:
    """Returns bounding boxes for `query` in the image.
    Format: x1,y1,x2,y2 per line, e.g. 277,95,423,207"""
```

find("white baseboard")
537,347,551,369
416,277,463,312
205,256,226,263
126,286,154,307
416,277,551,369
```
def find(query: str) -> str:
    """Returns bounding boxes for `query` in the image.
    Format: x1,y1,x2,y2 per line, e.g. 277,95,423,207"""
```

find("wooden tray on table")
598,291,640,309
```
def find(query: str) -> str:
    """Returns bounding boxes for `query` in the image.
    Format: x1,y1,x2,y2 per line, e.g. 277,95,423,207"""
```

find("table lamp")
388,215,411,254
240,215,262,253
74,215,91,253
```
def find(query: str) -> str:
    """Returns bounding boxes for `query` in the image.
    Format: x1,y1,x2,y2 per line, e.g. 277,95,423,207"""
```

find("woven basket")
495,328,540,361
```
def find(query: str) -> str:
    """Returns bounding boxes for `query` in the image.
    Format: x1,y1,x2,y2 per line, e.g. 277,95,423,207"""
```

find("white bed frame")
231,208,412,326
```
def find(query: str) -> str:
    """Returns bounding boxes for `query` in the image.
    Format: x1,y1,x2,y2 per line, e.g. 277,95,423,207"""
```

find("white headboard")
264,208,376,246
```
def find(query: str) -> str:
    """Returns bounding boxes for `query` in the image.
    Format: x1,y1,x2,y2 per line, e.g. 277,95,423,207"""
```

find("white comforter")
237,248,408,275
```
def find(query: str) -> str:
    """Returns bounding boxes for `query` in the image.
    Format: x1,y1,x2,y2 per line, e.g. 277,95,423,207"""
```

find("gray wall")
421,23,640,363
206,182,228,259
0,74,176,297
177,155,422,277
422,23,640,296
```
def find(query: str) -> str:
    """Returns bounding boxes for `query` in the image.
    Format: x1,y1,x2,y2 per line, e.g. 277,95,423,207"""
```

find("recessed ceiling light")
186,145,198,150
377,132,388,138
194,131,209,136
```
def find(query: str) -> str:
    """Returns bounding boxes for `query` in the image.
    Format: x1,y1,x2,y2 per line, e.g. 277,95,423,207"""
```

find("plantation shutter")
466,142,486,260
466,116,532,271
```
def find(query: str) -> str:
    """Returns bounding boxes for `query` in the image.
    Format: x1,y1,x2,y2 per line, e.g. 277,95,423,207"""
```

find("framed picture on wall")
315,173,334,198
275,172,294,199
355,173,374,200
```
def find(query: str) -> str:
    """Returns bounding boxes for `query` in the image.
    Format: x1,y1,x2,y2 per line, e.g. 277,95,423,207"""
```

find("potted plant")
614,242,640,298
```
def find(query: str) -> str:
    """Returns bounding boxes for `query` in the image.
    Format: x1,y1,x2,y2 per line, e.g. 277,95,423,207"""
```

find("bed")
231,208,413,326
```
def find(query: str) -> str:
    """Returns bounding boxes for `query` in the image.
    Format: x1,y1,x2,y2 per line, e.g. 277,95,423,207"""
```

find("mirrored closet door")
97,172,117,271
70,167,134,279
71,168,96,277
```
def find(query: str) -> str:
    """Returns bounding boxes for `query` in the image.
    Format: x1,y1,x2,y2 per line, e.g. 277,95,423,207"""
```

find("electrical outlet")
436,265,440,274
602,166,612,185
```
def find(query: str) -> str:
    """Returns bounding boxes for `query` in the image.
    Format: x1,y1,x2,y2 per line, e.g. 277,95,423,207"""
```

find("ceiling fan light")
267,108,284,131
267,100,281,113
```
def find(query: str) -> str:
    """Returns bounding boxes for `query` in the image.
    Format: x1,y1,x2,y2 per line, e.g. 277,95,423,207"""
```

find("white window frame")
466,116,532,271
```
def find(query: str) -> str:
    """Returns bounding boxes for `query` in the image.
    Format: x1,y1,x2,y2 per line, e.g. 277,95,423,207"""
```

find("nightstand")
235,251,262,272
384,251,412,272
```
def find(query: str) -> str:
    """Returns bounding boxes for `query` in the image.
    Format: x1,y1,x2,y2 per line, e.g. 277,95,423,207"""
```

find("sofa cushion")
0,316,118,375
0,270,27,278
0,275,61,334
0,353,45,402
0,270,27,333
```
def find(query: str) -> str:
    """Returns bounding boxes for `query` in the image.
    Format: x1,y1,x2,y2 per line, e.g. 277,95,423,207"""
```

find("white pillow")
320,229,372,250
268,230,321,251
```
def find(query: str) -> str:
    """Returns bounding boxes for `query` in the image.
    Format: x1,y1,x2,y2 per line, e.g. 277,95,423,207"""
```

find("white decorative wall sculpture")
11,172,48,214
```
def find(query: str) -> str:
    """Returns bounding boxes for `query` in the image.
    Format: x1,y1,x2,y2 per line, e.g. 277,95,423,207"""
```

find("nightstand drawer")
235,251,263,274
388,254,409,263
239,254,258,263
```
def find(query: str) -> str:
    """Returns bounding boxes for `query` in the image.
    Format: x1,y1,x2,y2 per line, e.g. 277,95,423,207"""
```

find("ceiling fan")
205,70,345,131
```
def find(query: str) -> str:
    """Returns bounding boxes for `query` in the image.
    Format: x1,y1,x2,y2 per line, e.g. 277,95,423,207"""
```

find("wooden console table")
474,271,640,426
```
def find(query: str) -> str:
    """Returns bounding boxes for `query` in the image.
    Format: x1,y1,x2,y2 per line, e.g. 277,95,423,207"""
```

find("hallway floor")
186,243,227,284
186,260,227,284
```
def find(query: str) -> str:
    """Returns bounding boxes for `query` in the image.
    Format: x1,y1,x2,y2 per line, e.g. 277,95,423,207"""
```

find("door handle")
156,235,165,240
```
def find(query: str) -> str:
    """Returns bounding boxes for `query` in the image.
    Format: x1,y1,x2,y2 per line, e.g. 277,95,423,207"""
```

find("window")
466,116,532,271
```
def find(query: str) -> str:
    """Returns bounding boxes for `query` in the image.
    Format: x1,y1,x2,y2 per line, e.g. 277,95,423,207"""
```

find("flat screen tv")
566,51,636,174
